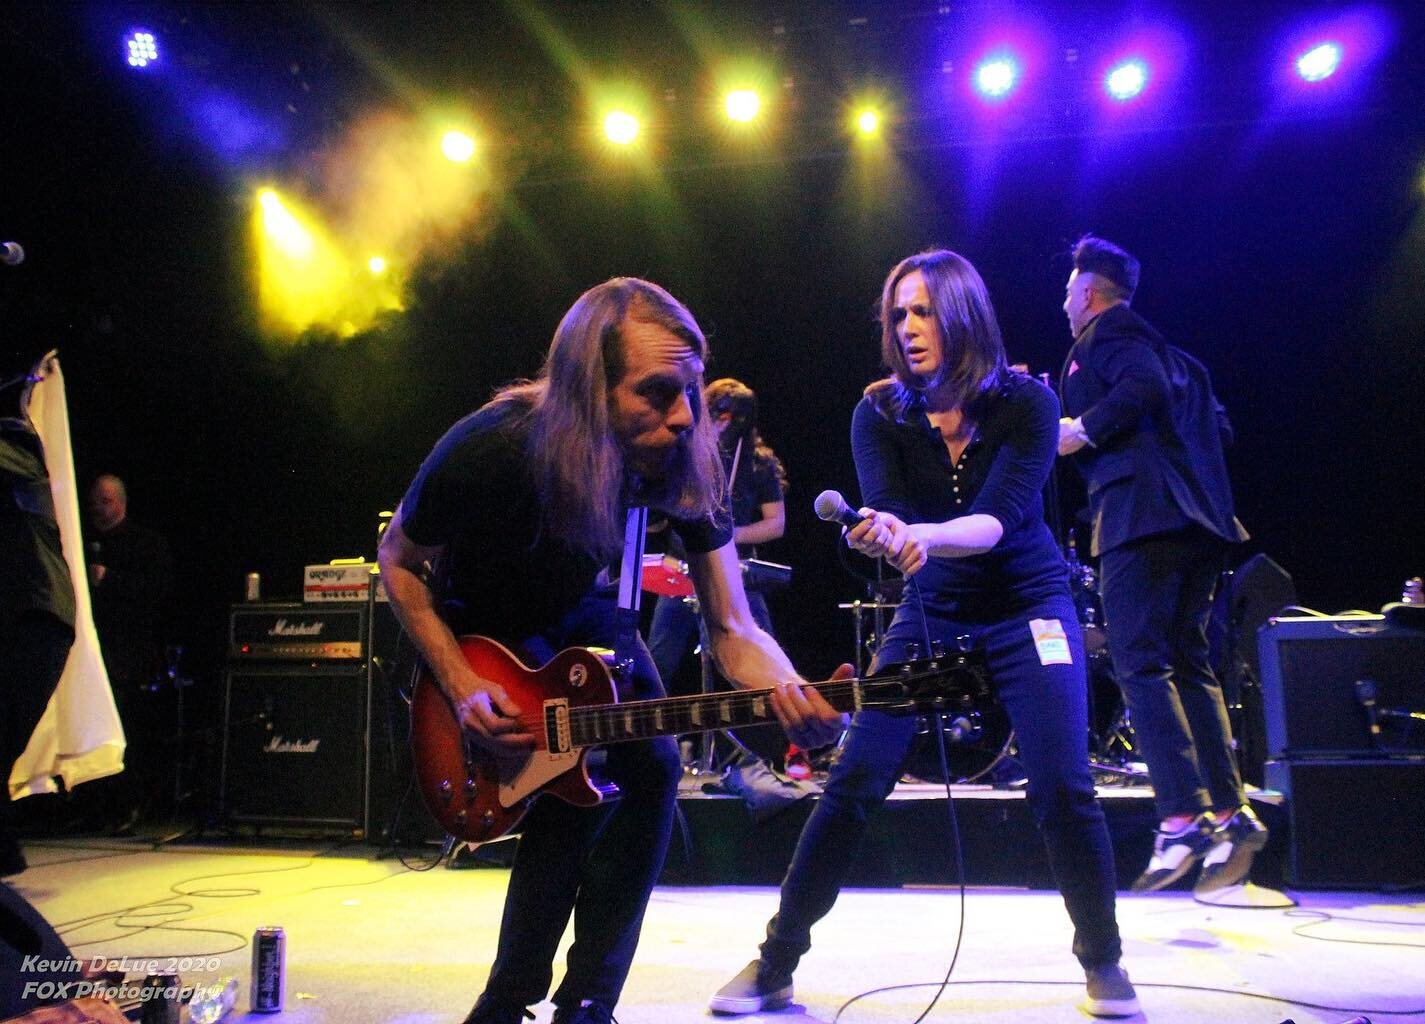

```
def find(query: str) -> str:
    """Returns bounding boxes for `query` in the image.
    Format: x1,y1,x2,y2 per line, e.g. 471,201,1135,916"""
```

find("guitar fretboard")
564,678,863,748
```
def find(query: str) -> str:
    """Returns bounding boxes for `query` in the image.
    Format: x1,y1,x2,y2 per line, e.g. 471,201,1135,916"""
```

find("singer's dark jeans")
1099,528,1244,819
469,590,681,1017
759,593,1123,972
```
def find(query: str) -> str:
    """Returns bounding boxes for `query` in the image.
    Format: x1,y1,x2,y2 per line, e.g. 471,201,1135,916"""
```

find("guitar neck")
562,677,866,749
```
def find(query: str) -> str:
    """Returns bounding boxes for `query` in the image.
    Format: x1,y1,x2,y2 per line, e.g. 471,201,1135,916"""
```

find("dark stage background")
4,1,1423,719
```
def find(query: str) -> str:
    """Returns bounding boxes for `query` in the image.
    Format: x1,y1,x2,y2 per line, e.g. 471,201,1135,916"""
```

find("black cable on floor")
832,707,968,1024
1285,908,1425,949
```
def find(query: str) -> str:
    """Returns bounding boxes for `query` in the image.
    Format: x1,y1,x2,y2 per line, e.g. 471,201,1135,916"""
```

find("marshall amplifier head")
230,602,367,661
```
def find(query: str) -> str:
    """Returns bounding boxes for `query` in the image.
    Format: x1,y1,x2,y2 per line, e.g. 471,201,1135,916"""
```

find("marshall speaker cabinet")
221,603,371,832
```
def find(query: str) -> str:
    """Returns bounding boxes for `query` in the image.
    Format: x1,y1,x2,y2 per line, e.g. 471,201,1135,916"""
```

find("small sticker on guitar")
1028,618,1072,666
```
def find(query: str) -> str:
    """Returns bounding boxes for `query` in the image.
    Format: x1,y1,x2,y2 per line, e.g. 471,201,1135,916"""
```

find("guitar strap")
614,505,649,676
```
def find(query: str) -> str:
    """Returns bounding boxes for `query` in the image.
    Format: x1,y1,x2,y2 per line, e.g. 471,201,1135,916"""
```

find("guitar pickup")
546,698,571,754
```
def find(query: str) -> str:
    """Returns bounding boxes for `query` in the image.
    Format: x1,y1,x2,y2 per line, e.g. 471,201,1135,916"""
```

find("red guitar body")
410,635,620,844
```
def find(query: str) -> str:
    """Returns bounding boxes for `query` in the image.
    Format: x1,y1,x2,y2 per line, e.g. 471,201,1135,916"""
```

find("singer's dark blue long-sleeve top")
850,372,1070,622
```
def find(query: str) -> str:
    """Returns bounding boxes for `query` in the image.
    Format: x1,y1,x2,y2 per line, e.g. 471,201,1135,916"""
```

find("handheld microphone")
1,242,24,267
813,489,866,530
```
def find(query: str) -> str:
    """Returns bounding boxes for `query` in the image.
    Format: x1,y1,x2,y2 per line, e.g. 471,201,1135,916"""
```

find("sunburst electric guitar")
411,634,987,844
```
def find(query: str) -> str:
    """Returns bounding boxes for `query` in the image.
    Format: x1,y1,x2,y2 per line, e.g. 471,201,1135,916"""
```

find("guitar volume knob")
439,779,453,805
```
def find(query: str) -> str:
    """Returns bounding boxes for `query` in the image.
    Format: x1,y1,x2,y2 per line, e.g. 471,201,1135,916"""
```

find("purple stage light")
1273,7,1395,100
125,30,158,69
1105,60,1148,101
1296,42,1343,81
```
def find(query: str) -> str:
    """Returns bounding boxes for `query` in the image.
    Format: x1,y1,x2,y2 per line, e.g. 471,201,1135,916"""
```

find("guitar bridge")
546,698,571,754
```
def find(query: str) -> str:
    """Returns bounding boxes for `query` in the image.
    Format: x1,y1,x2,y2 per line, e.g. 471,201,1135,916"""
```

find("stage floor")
6,837,1423,1024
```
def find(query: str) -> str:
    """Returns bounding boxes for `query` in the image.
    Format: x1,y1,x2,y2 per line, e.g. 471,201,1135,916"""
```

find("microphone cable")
832,570,970,1024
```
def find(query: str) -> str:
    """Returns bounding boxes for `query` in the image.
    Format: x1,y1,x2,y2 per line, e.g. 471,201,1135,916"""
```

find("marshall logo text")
264,735,321,754
267,618,325,637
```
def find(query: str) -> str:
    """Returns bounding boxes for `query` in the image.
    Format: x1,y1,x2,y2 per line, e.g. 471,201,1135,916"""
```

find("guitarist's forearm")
380,559,471,699
706,621,799,691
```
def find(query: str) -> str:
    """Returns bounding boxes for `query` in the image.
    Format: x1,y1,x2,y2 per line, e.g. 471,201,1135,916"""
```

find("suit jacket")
1060,303,1248,557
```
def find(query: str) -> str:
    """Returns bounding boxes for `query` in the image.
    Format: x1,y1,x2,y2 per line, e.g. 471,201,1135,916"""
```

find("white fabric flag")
8,352,126,799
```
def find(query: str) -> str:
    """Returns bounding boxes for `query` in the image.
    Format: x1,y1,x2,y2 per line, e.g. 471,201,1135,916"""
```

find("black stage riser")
660,794,1288,891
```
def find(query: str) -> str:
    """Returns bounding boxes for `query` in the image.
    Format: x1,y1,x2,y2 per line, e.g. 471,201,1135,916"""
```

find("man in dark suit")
1056,236,1265,895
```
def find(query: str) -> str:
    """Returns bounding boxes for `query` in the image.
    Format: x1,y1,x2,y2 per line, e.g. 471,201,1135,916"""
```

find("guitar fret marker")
690,703,703,726
752,696,766,719
719,700,731,723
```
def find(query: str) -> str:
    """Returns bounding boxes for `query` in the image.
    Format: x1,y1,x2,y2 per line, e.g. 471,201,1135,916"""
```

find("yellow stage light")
724,89,761,123
441,130,476,163
855,108,881,137
368,255,387,275
604,110,641,145
259,189,315,260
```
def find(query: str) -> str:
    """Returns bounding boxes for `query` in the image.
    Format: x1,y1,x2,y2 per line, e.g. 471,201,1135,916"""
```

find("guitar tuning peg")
906,642,922,661
955,634,973,653
930,640,946,659
914,714,932,735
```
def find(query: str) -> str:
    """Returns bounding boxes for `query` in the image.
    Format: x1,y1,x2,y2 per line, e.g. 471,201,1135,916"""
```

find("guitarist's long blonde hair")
490,278,725,560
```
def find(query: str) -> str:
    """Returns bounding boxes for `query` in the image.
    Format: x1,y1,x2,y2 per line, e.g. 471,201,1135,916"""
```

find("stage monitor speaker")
1265,759,1425,889
1257,615,1425,760
220,663,368,832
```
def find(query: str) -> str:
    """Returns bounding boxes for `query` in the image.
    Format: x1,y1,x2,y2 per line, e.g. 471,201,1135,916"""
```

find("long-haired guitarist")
377,278,843,1024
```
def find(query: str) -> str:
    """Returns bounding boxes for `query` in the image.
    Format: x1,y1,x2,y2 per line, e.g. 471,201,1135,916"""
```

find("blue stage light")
125,30,158,69
1105,60,1148,100
1296,42,1342,82
974,58,1019,99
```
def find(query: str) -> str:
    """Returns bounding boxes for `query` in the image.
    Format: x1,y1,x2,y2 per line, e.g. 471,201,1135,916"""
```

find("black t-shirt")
399,401,731,644
850,373,1069,621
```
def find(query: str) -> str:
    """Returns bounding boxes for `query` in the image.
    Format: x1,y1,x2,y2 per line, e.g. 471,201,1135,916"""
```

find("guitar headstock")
857,651,990,716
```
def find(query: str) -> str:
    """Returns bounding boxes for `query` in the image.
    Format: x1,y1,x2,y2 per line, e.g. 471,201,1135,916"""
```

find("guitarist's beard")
625,435,699,514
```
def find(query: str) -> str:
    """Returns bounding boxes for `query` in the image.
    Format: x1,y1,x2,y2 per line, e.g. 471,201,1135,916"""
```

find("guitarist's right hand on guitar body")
443,663,536,764
377,513,536,767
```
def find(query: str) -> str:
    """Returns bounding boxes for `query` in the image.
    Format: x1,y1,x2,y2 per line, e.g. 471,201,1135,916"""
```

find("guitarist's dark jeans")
759,594,1124,973
471,594,681,1018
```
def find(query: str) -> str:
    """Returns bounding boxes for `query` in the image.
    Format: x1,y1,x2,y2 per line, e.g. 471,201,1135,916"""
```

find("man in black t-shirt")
377,278,841,1024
